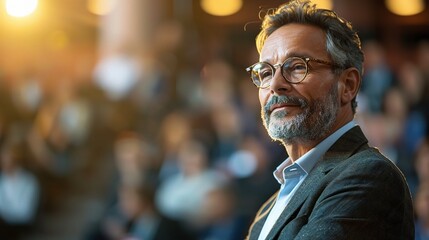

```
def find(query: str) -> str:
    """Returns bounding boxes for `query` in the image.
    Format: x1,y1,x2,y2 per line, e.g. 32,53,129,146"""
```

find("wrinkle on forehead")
259,24,328,64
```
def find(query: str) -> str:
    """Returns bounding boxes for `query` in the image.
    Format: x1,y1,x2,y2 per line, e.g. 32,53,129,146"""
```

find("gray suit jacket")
247,126,414,240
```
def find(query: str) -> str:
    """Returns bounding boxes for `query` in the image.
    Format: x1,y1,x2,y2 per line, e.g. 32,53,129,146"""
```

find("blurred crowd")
0,19,429,240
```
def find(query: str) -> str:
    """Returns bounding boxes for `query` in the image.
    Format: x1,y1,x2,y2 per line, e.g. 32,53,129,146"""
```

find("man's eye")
259,69,272,80
288,63,306,72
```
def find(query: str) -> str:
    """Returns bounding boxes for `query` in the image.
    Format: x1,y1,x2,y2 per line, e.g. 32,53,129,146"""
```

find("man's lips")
269,103,301,113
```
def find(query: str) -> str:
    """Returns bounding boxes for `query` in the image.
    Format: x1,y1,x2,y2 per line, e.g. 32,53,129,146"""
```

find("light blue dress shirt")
257,121,356,240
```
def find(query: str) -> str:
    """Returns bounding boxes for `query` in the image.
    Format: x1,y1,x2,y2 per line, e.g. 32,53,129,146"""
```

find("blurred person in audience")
11,73,43,123
119,179,194,240
415,180,429,240
56,84,92,150
210,104,243,167
27,87,80,176
90,177,194,240
155,138,225,227
113,131,159,185
395,63,427,154
86,132,160,240
397,62,426,111
380,88,409,162
157,111,193,180
237,79,265,136
200,59,236,110
129,51,171,134
415,138,429,184
197,184,247,240
360,40,395,113
244,1,414,239
0,143,40,239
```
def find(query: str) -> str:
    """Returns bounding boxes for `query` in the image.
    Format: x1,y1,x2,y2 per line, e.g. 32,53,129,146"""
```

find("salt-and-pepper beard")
261,83,339,145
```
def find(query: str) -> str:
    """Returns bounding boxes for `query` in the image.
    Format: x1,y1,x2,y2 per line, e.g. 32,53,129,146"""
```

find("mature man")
245,1,414,239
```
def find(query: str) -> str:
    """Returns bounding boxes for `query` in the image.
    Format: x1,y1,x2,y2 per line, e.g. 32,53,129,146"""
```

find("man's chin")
267,132,296,144
268,117,294,129
267,123,292,140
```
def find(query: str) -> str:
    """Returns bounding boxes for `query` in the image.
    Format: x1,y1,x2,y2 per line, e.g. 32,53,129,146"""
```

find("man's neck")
283,117,354,161
283,139,320,162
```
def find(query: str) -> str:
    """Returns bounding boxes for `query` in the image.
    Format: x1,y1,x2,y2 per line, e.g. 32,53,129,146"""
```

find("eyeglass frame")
246,56,339,88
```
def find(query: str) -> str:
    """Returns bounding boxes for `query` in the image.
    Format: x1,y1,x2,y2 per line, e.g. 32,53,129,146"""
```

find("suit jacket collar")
265,126,368,239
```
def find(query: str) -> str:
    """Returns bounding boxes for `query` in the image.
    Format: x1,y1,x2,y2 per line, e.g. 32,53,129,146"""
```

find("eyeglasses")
246,56,336,88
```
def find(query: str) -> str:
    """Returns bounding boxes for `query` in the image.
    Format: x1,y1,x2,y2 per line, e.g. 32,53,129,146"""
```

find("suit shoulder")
337,147,409,187
348,147,399,171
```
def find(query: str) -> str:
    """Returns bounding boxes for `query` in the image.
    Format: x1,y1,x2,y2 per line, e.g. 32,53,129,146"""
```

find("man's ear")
338,68,361,105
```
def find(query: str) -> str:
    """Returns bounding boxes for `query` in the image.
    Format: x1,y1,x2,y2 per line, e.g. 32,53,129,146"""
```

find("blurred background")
0,0,429,239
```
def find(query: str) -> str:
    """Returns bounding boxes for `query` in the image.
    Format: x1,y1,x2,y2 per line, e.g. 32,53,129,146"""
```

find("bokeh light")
386,0,425,16
311,0,333,10
5,0,38,17
200,0,242,16
87,0,117,15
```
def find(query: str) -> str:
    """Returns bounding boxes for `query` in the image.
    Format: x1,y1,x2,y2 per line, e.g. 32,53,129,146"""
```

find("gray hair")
255,0,364,113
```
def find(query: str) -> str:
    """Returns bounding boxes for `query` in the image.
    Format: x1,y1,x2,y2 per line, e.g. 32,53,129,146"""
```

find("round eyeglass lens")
282,57,308,83
251,62,273,88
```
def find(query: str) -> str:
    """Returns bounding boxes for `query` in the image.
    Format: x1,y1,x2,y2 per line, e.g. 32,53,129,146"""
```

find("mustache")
264,95,308,114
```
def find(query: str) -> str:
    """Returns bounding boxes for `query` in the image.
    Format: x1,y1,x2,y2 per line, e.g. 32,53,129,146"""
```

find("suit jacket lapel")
248,191,279,240
265,162,327,240
265,126,368,239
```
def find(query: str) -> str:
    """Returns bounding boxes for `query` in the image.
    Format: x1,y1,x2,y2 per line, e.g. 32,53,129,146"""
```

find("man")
245,1,414,239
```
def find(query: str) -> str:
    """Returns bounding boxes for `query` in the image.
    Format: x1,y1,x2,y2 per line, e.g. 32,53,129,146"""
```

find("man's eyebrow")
285,51,312,59
261,52,312,63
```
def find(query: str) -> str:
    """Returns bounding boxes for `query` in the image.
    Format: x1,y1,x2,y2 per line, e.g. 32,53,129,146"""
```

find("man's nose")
269,68,292,95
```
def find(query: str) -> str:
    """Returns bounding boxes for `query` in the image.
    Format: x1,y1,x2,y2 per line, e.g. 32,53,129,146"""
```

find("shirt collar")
273,120,356,184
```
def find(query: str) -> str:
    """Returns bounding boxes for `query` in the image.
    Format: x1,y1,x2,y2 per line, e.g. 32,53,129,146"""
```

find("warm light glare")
201,0,242,16
386,0,425,16
311,0,333,10
5,0,38,17
87,0,117,15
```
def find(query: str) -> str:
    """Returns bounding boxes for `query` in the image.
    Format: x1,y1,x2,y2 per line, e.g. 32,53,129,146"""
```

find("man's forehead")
259,24,327,62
